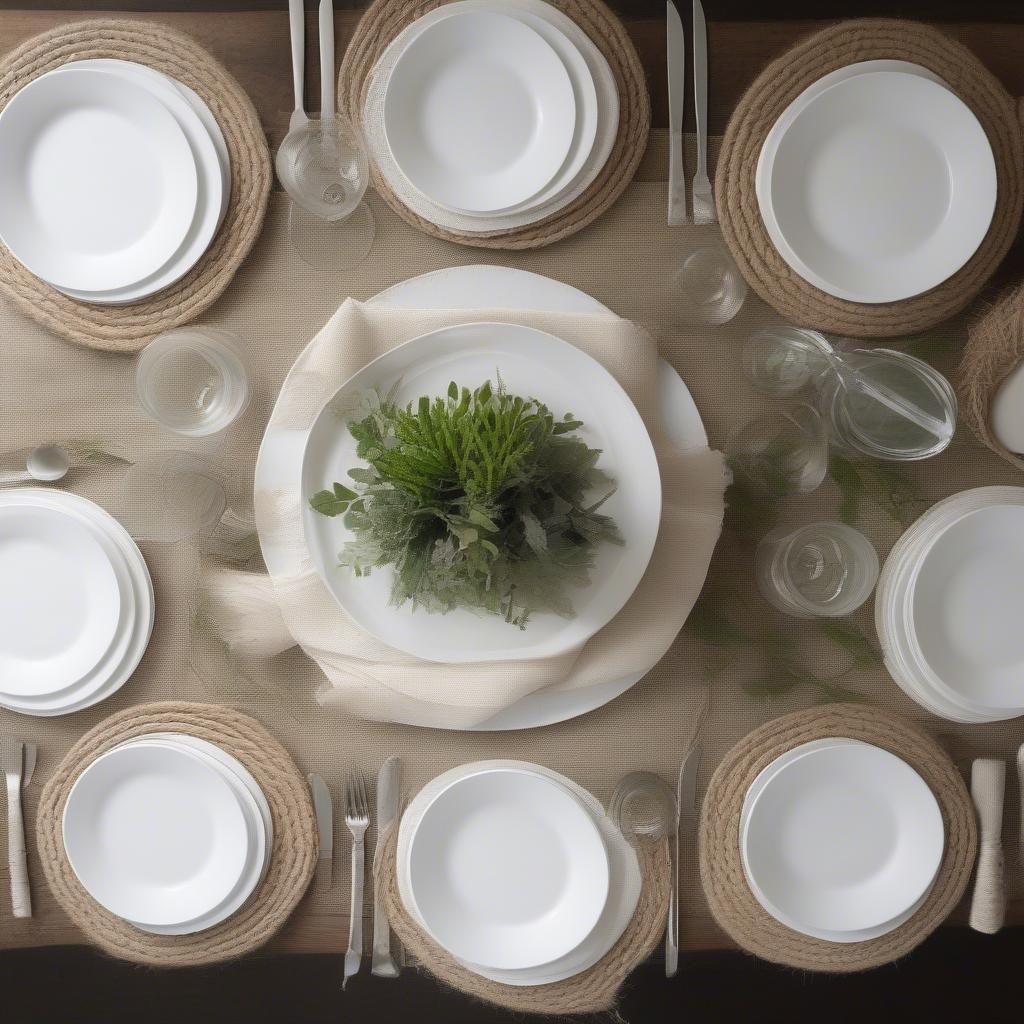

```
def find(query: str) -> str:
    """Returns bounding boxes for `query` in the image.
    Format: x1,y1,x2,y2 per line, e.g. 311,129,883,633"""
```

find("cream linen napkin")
207,299,726,728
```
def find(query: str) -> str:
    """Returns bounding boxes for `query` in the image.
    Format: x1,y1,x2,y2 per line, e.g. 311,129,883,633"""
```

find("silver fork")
1,738,35,918
343,770,370,990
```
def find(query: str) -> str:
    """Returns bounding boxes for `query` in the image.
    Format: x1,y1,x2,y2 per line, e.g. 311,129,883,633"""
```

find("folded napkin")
969,758,1007,934
207,300,726,728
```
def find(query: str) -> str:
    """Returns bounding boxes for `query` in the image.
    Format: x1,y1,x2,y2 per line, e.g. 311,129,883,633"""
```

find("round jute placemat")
716,18,1024,339
699,704,977,972
0,20,272,354
35,701,318,967
375,827,670,1014
337,0,649,250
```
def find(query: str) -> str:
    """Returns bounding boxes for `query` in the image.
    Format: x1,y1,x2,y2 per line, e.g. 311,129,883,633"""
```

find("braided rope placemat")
375,826,669,1014
699,705,977,972
0,20,272,353
35,701,318,967
338,0,649,250
716,18,1024,338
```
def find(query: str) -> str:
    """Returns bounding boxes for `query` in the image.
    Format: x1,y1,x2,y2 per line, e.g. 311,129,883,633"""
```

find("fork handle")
346,835,365,969
6,776,30,918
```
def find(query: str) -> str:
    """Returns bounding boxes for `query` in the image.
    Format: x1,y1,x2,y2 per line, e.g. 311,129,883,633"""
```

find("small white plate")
383,11,575,213
742,741,944,933
0,67,198,292
406,767,609,970
758,70,996,303
0,504,121,696
63,743,251,926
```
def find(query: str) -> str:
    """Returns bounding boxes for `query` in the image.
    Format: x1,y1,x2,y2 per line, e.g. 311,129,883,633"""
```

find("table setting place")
3,1,1024,1014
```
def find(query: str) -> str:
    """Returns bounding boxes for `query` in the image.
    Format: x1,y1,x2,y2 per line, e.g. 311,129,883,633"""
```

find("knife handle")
665,831,679,976
6,776,31,919
969,758,1006,934
668,130,688,226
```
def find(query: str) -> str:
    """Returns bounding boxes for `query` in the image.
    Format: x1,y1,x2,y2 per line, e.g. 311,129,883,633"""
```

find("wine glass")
667,239,747,325
275,114,375,271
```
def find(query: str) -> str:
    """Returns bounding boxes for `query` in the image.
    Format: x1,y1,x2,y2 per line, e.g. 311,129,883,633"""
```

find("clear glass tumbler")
727,404,829,498
755,521,880,619
742,326,833,397
667,240,748,325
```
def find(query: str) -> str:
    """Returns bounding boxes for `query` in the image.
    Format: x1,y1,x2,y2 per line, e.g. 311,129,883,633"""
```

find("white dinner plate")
0,504,121,696
0,68,198,292
742,741,944,933
63,743,251,926
383,11,575,213
397,759,640,985
405,766,609,970
739,738,936,942
0,489,154,718
49,59,226,304
300,320,662,663
757,69,996,303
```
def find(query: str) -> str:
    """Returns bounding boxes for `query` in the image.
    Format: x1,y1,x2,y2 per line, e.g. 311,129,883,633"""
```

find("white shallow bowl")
383,10,576,213
742,740,944,933
406,767,610,970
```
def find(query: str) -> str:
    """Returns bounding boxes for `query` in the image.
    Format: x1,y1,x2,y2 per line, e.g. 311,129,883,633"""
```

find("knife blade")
308,774,333,888
371,756,401,977
22,743,36,789
667,744,702,977
666,0,687,225
691,0,714,224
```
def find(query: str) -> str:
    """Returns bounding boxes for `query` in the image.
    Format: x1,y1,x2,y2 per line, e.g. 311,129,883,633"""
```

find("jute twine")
716,18,1024,339
338,0,649,250
375,826,670,1014
958,280,1024,472
699,705,977,973
35,702,318,967
0,20,272,354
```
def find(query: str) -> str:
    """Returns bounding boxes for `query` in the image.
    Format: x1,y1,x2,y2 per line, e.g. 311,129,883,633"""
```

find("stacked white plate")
740,739,945,942
396,761,641,985
0,489,154,717
0,60,229,304
877,486,1024,723
368,0,619,230
756,60,997,304
63,733,271,934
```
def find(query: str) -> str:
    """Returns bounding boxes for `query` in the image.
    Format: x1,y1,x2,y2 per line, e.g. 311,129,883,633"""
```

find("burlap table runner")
700,705,978,972
34,702,318,966
0,19,272,353
337,0,650,249
716,18,1024,338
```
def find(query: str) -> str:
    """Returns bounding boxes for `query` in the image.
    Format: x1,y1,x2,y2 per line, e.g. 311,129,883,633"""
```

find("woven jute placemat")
374,827,670,1014
338,0,649,250
699,705,977,973
716,18,1024,339
35,701,318,967
0,19,272,354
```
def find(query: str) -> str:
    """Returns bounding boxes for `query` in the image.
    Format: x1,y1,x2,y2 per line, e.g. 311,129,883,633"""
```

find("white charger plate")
300,320,662,663
742,740,944,933
0,68,198,292
0,489,154,718
757,68,996,303
49,59,226,305
63,742,251,926
739,738,936,942
401,761,622,974
383,11,575,213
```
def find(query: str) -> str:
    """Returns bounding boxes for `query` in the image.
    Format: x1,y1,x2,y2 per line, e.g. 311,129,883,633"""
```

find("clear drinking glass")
743,326,833,397
136,327,251,437
727,404,829,497
275,115,375,271
755,521,880,619
667,240,747,325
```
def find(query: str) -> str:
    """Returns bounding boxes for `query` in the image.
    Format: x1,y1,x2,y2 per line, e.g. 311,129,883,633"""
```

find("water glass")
755,521,880,619
136,327,251,437
667,241,747,325
727,404,829,497
742,326,833,397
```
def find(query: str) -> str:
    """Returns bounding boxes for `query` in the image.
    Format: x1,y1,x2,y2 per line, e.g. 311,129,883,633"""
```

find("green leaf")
309,481,357,517
816,620,881,667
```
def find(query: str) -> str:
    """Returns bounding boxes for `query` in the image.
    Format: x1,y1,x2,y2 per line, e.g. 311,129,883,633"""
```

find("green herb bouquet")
309,380,621,628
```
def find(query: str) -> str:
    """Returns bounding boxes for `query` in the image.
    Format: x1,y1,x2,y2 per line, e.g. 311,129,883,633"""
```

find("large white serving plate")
300,320,661,663
757,65,996,303
255,266,708,728
397,760,641,985
0,67,198,292
383,11,575,213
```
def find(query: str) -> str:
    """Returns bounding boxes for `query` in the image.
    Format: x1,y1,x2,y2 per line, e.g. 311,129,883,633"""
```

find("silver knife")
667,744,702,977
691,0,714,224
371,756,401,977
308,774,333,888
666,1,687,225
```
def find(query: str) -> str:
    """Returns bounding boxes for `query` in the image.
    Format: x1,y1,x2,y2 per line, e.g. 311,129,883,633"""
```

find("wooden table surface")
2,2,1023,955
